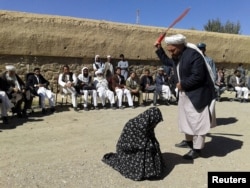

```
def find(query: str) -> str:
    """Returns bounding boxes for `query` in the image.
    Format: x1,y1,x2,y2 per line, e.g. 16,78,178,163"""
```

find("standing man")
155,34,216,160
93,55,104,74
197,43,217,83
117,54,129,80
58,65,78,111
103,55,114,82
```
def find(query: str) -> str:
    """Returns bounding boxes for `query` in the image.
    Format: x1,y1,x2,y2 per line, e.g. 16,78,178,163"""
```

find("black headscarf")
102,107,164,181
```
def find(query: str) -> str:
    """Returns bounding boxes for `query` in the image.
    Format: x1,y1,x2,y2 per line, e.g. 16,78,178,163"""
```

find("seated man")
140,69,157,105
111,67,134,109
155,67,172,105
27,67,56,114
1,65,31,118
229,70,249,103
0,78,14,124
58,65,78,111
77,67,98,111
215,68,226,101
126,71,145,107
93,69,116,109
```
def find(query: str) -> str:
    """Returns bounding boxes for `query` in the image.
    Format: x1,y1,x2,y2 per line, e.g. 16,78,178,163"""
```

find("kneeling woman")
102,107,164,181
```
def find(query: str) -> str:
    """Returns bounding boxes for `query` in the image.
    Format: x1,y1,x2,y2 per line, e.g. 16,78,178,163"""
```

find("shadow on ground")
216,117,238,126
202,133,243,158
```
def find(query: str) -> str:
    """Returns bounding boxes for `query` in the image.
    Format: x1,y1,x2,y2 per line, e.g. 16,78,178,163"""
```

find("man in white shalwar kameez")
77,67,98,111
155,34,217,160
93,69,116,109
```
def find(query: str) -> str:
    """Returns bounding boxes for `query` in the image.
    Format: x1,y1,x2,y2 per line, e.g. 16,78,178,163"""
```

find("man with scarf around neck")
111,67,135,109
93,55,104,75
93,69,116,110
155,34,216,160
58,65,78,111
1,65,32,118
77,67,98,111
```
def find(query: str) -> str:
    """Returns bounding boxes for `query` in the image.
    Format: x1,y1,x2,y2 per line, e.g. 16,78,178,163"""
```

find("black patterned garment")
102,107,164,181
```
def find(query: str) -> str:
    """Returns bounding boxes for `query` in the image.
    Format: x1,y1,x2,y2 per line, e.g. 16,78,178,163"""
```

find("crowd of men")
0,54,178,126
1,50,249,127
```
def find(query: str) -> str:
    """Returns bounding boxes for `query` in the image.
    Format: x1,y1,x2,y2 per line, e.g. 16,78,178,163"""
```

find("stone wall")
0,10,250,88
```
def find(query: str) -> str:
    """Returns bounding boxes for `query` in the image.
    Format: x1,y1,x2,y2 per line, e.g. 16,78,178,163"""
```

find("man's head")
144,69,150,76
82,67,89,76
63,65,70,74
119,54,125,60
164,34,186,59
115,67,121,75
158,67,165,75
130,71,136,79
95,55,100,62
95,69,103,78
6,65,16,76
34,67,41,75
107,55,111,61
234,70,241,77
197,42,206,54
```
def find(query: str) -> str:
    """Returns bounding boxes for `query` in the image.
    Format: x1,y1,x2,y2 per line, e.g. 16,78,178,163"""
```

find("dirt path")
0,92,249,188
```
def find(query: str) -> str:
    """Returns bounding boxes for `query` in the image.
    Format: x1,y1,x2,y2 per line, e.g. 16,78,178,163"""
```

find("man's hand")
176,82,182,91
13,87,19,93
66,82,72,87
154,42,161,49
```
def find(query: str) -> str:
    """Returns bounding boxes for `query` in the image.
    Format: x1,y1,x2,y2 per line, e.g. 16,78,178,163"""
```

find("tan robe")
178,91,216,135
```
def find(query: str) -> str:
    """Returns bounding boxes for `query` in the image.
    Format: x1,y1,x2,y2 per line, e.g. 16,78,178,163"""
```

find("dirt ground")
0,92,249,188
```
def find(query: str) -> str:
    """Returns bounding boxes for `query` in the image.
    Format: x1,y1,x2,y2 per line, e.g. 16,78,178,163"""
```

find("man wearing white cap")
1,65,31,118
93,69,116,109
77,67,98,111
93,55,104,75
155,67,172,105
103,55,114,82
155,34,216,160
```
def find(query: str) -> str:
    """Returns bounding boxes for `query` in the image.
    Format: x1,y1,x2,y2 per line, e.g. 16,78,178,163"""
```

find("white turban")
164,34,186,45
107,55,111,58
158,67,164,71
5,65,16,71
95,55,100,62
95,69,103,76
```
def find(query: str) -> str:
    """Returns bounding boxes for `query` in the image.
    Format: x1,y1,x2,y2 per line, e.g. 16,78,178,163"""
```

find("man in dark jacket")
26,67,56,114
155,34,216,159
1,65,32,118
